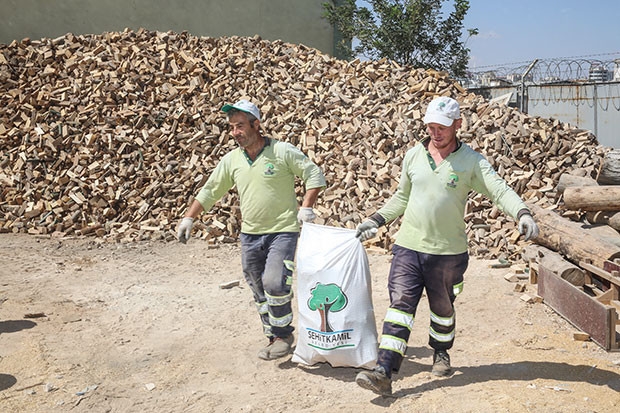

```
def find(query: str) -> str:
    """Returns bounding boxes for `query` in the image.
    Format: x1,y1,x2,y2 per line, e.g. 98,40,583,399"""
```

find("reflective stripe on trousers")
377,245,468,375
241,232,298,338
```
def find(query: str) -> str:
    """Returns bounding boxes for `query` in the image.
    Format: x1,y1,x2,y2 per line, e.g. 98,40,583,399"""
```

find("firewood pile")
0,29,610,260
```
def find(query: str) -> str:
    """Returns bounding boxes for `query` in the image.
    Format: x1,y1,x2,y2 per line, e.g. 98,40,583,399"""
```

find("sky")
355,0,620,71
463,0,620,70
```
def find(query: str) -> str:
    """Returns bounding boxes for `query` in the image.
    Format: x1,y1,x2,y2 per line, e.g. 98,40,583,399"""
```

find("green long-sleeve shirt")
195,138,326,234
377,140,528,255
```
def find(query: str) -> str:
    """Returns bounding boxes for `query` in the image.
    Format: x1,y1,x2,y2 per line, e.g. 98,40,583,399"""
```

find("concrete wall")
0,0,336,55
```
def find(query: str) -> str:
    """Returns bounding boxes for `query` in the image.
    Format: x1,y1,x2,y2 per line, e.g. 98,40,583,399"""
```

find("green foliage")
308,283,347,312
323,0,478,78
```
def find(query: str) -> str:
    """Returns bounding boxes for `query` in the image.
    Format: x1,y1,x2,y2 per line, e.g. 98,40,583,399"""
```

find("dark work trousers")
240,232,298,340
377,244,468,377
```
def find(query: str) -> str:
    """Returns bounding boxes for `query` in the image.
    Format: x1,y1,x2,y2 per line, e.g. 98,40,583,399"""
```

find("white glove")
355,219,379,242
518,214,539,241
297,207,316,223
177,217,194,244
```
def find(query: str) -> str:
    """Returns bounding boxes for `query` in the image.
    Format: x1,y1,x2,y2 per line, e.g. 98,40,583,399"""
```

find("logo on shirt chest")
264,162,275,176
447,173,459,188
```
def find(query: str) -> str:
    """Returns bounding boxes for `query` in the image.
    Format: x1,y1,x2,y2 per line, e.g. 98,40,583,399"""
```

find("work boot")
355,366,392,396
432,350,452,377
257,335,294,360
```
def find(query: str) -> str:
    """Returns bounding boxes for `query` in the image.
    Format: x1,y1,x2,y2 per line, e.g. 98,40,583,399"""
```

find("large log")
582,224,620,248
585,211,620,232
597,149,620,185
528,203,620,269
556,172,597,194
523,244,585,286
563,186,620,211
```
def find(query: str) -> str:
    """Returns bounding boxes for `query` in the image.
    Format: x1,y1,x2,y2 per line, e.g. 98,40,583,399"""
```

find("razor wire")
467,53,620,84
466,55,620,111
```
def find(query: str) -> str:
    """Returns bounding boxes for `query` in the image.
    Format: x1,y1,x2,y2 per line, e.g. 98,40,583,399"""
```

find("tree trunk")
580,223,620,248
563,186,620,211
527,202,620,269
585,211,620,234
597,149,620,185
522,244,586,286
556,173,597,195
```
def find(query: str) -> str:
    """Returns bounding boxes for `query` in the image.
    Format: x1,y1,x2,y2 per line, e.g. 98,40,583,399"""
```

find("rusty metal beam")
538,264,619,351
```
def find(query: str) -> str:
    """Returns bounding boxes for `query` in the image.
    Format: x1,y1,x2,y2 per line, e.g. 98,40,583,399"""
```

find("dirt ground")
1,233,619,413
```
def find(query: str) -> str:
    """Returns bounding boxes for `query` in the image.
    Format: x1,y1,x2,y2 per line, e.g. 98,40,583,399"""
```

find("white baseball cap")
221,99,261,121
423,96,460,127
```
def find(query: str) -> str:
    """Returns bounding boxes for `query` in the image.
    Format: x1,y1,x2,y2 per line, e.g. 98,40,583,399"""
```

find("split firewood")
0,29,610,264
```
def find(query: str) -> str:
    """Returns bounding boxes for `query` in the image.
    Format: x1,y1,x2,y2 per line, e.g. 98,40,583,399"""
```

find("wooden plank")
538,264,619,351
580,261,620,290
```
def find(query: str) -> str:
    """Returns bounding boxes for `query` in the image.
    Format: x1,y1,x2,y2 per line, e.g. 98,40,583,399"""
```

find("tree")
308,283,348,332
323,0,478,78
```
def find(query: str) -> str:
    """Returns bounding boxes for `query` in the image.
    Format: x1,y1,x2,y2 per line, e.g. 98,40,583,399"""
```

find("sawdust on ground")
1,233,619,412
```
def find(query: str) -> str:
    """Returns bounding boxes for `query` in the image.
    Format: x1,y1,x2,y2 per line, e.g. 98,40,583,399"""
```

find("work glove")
355,219,379,242
177,217,194,244
297,207,316,223
518,214,539,241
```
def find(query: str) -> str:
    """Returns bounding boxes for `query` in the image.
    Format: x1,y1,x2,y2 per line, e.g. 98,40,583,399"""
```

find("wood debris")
0,29,610,262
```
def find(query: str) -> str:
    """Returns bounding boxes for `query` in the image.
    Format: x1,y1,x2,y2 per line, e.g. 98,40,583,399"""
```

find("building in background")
614,59,620,81
589,65,612,82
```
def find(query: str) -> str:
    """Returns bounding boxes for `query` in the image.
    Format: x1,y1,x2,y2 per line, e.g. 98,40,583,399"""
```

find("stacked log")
524,151,620,309
0,29,610,260
555,149,620,244
524,154,620,350
528,203,620,270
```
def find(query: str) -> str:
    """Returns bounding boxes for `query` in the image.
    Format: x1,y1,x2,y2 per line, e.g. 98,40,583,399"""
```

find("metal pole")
521,59,539,113
593,84,598,138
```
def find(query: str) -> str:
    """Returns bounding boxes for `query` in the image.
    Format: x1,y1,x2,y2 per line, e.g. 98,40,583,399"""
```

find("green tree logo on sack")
306,283,354,350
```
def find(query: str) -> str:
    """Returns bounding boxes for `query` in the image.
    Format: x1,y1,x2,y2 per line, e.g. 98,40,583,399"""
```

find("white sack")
292,223,378,369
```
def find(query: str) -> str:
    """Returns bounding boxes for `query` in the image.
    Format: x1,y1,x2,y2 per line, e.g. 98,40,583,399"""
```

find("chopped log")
528,203,620,269
580,224,620,248
573,332,591,341
523,244,585,286
597,149,620,185
585,211,620,232
556,173,597,195
540,250,586,286
610,214,620,233
0,29,610,263
563,186,620,211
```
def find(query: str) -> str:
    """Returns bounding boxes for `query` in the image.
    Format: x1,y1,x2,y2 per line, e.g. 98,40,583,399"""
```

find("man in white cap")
354,96,538,396
177,99,325,360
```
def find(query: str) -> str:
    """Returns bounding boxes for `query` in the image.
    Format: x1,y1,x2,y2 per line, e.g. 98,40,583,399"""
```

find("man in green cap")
177,99,326,360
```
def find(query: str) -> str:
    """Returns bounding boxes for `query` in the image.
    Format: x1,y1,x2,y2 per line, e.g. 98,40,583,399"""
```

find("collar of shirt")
242,136,271,165
422,137,462,169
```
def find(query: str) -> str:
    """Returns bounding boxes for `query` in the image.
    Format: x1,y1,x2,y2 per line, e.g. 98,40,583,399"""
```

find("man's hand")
355,219,379,242
177,217,194,244
518,214,539,241
297,207,316,223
